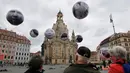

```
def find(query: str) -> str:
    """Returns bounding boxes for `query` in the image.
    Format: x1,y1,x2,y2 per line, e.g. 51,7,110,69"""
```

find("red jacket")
108,63,124,73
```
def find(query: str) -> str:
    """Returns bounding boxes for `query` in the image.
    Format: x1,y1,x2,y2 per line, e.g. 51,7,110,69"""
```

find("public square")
0,65,108,73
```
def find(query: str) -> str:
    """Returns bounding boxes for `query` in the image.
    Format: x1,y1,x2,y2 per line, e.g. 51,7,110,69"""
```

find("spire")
57,10,63,22
71,30,76,42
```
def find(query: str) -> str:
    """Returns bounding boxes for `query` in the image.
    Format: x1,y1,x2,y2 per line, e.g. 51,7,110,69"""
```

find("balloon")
6,10,24,26
100,47,110,60
44,28,55,39
76,35,83,43
30,29,39,38
61,33,68,40
72,1,89,19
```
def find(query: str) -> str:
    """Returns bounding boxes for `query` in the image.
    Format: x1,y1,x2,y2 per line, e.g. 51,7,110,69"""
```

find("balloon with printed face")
44,28,55,39
30,29,39,38
76,35,83,43
61,33,68,40
100,47,110,60
6,10,24,26
72,1,89,19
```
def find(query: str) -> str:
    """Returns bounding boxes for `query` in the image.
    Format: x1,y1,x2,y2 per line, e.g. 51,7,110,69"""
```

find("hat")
77,46,91,58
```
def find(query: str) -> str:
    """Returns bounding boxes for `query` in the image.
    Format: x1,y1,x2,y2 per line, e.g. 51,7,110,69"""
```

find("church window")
119,43,121,46
124,38,127,41
125,43,128,46
128,39,130,42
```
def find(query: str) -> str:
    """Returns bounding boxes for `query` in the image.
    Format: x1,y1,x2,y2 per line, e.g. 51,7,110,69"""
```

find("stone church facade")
41,11,78,64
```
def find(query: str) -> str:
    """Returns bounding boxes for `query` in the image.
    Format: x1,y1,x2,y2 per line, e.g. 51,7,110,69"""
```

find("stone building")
41,11,78,64
88,51,99,64
97,31,130,62
30,51,41,58
0,28,31,65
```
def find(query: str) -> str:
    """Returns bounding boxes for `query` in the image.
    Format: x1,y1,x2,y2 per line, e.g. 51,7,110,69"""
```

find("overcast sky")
0,0,130,53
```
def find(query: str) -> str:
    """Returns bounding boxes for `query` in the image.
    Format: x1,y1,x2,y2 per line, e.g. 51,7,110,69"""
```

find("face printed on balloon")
73,1,89,19
76,35,83,43
100,48,110,60
30,29,39,38
61,33,68,40
102,50,110,58
44,28,55,39
6,10,24,26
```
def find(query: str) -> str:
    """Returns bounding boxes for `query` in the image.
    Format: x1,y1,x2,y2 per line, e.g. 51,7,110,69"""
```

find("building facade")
30,51,41,59
42,11,78,64
14,35,31,65
97,31,130,62
88,51,99,64
0,29,31,65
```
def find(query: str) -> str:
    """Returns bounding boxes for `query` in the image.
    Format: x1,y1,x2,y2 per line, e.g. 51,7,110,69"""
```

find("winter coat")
24,68,45,73
108,59,125,73
64,64,101,73
108,63,124,73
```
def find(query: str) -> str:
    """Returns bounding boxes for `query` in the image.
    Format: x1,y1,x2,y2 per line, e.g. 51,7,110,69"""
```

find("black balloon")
6,10,24,26
72,1,89,19
30,29,39,38
61,33,68,40
76,35,83,43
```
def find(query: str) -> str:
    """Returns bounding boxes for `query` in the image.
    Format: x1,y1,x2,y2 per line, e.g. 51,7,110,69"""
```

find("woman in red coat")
108,46,127,73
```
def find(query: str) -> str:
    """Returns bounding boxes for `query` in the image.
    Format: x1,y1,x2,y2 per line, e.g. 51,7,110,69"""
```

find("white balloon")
44,28,55,39
100,47,110,60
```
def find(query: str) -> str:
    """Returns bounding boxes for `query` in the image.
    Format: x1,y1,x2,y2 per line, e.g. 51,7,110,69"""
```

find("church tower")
43,11,77,64
71,30,76,42
52,10,68,39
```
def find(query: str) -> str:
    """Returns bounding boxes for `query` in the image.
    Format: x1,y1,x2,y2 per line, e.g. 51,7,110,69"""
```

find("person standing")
64,46,100,73
25,55,45,73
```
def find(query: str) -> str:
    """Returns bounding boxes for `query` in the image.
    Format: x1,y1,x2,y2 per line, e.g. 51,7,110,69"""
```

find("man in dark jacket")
64,46,101,73
25,55,45,73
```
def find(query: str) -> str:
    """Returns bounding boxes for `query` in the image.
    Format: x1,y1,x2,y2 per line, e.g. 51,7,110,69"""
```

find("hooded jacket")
108,59,125,73
64,64,100,73
24,68,45,73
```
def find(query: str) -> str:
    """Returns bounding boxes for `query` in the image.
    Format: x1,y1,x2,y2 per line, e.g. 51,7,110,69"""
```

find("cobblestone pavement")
0,65,108,73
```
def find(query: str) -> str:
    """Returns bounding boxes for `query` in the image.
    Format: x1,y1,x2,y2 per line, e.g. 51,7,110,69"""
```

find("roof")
99,36,111,46
99,32,130,46
0,28,31,44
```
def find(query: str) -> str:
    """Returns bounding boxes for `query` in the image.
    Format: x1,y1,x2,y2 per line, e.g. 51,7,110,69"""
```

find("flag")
110,14,113,23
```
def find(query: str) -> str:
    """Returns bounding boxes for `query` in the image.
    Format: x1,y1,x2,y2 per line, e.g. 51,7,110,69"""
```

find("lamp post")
110,14,116,35
110,14,117,46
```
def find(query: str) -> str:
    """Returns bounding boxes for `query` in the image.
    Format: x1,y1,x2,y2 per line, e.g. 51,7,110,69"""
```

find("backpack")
123,63,130,73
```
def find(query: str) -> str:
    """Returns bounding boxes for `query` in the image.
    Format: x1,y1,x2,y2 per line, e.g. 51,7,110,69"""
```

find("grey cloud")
67,20,89,33
0,0,130,52
94,28,108,37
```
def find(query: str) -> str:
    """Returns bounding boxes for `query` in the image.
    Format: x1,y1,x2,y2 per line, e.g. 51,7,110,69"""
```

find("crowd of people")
25,45,130,73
